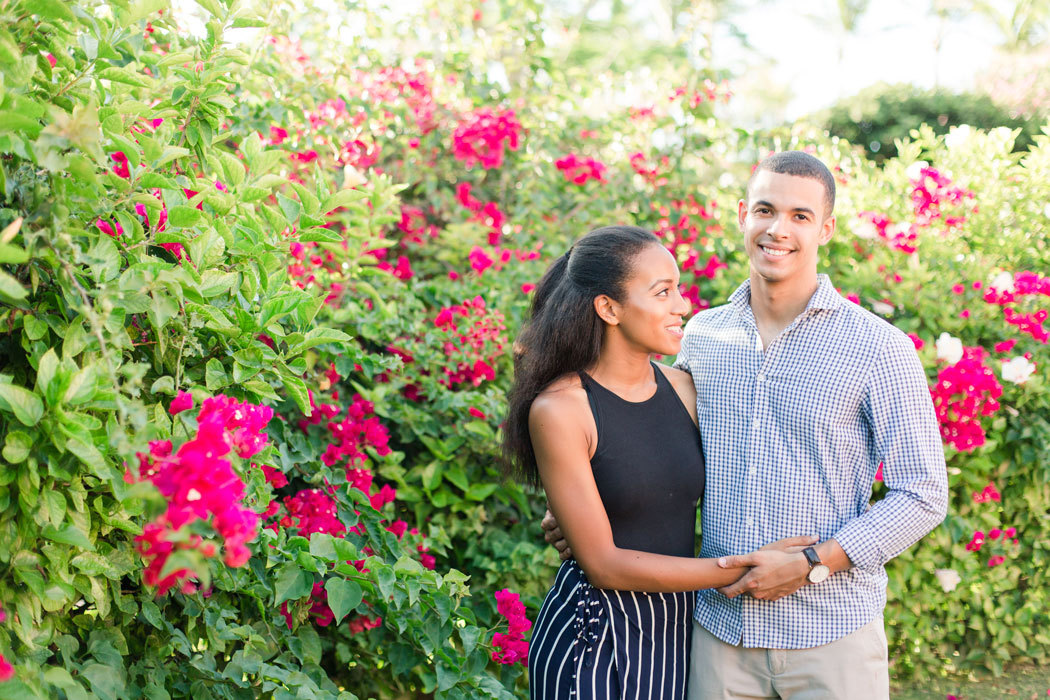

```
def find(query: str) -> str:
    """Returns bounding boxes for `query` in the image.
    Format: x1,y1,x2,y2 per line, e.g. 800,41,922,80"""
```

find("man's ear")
819,214,836,246
737,198,748,230
593,294,619,326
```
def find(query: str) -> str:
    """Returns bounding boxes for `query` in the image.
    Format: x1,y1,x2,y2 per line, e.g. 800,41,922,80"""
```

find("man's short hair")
747,151,836,218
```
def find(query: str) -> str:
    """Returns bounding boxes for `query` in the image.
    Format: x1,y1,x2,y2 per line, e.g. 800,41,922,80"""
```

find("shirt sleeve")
832,330,948,572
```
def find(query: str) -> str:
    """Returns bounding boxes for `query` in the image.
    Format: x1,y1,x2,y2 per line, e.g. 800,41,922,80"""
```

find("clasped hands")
541,509,816,602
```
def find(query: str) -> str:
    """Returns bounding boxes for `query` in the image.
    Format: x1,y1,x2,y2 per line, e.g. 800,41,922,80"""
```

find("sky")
714,0,1001,121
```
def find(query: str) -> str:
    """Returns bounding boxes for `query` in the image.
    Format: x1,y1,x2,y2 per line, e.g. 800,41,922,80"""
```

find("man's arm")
830,330,948,570
717,331,948,599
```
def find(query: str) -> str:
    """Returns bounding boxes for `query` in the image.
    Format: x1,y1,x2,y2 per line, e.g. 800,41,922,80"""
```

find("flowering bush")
0,0,1047,697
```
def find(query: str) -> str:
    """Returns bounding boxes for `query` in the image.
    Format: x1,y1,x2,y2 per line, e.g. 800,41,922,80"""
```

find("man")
544,151,948,699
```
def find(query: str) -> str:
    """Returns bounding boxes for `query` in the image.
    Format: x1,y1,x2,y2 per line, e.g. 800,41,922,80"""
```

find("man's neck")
748,271,820,333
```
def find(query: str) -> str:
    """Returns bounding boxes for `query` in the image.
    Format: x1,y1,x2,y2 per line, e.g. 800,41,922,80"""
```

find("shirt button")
752,418,760,430
756,373,766,382
745,517,755,528
748,466,758,476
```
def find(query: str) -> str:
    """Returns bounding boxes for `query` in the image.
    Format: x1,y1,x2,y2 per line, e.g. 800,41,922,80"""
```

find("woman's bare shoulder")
655,363,694,390
530,374,588,419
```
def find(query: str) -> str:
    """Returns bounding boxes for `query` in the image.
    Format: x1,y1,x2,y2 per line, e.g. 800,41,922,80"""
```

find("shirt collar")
728,274,847,315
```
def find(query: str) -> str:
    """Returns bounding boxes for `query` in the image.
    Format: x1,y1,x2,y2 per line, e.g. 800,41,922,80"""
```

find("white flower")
853,217,879,240
944,125,972,150
871,300,894,316
1001,356,1036,385
990,270,1015,293
905,160,929,181
936,332,963,365
935,568,962,592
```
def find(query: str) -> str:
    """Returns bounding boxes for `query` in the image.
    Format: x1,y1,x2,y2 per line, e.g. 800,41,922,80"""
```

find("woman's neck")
588,342,656,400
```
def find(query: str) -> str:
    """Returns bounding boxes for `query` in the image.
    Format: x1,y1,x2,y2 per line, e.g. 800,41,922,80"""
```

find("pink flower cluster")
909,167,973,229
432,296,506,388
979,271,1050,344
467,244,541,276
490,588,531,665
451,107,522,170
555,153,607,185
456,182,507,245
313,392,392,475
651,196,723,312
929,347,1003,452
134,394,273,594
668,78,732,108
857,212,918,254
858,169,973,254
629,152,670,187
972,482,1001,503
965,526,1018,567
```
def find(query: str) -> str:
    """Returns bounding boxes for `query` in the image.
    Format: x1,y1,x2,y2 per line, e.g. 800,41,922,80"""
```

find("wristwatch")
803,546,831,584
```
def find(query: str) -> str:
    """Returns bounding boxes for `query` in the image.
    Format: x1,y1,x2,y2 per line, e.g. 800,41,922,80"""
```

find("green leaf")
2,431,32,463
22,315,47,340
273,564,312,605
289,327,351,353
276,193,301,224
167,205,204,228
280,374,310,415
199,270,239,298
205,358,229,390
321,188,368,214
25,0,76,21
96,66,149,88
0,270,28,301
0,243,28,263
41,523,94,551
324,578,362,624
66,437,109,479
0,383,44,426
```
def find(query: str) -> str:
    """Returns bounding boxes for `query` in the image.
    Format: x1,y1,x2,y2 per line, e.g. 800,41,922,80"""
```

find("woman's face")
609,243,689,356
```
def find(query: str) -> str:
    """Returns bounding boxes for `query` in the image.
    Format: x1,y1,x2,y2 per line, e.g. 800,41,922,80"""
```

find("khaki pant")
687,616,890,700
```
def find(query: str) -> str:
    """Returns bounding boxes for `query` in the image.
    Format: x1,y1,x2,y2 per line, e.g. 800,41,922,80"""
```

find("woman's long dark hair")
502,225,661,487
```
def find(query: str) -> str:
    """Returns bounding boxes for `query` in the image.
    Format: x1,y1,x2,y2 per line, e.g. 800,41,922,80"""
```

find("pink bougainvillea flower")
490,588,532,665
0,654,13,681
110,151,130,179
95,219,123,237
169,391,194,415
451,107,521,170
965,530,985,552
468,407,486,419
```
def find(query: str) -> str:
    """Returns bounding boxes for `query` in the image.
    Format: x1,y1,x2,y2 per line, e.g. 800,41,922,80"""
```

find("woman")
502,226,813,699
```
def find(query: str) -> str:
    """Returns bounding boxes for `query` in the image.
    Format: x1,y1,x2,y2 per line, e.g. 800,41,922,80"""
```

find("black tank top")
579,363,705,558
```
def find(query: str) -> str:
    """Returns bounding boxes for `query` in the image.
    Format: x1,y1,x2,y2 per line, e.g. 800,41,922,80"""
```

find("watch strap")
802,546,822,569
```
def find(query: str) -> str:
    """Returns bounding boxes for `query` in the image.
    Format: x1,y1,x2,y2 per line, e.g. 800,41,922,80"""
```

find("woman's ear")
594,294,620,326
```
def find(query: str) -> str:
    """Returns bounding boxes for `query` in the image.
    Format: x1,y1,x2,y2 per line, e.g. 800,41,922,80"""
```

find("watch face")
807,564,831,584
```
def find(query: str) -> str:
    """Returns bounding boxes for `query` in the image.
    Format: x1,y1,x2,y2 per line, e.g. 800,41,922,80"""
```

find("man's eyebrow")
648,278,674,290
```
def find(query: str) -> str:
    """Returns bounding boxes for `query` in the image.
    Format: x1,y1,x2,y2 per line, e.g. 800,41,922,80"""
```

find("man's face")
738,170,835,289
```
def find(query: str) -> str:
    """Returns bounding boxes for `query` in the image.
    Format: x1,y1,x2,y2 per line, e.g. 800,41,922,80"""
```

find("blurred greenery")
812,82,1042,161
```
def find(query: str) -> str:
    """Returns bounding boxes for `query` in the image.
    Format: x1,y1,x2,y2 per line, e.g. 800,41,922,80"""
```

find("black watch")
803,546,830,584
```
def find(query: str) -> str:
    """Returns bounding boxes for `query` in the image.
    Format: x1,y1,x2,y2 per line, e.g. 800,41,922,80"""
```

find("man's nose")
766,215,789,237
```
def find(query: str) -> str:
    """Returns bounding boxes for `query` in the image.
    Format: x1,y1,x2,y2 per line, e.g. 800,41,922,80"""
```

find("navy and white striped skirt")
529,560,695,699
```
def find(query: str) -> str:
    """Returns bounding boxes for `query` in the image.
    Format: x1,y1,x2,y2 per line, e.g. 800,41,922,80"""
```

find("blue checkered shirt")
674,275,948,649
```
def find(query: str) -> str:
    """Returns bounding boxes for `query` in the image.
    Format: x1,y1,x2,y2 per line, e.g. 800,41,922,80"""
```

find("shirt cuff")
832,520,885,573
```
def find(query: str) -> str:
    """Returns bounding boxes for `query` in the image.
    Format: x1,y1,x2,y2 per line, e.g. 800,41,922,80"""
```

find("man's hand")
715,549,810,601
541,508,572,561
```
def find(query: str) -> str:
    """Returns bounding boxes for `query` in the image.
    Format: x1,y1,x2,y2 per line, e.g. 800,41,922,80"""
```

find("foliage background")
0,0,1048,698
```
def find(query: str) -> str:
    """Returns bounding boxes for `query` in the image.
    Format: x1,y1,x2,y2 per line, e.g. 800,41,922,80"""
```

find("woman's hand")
542,508,573,561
